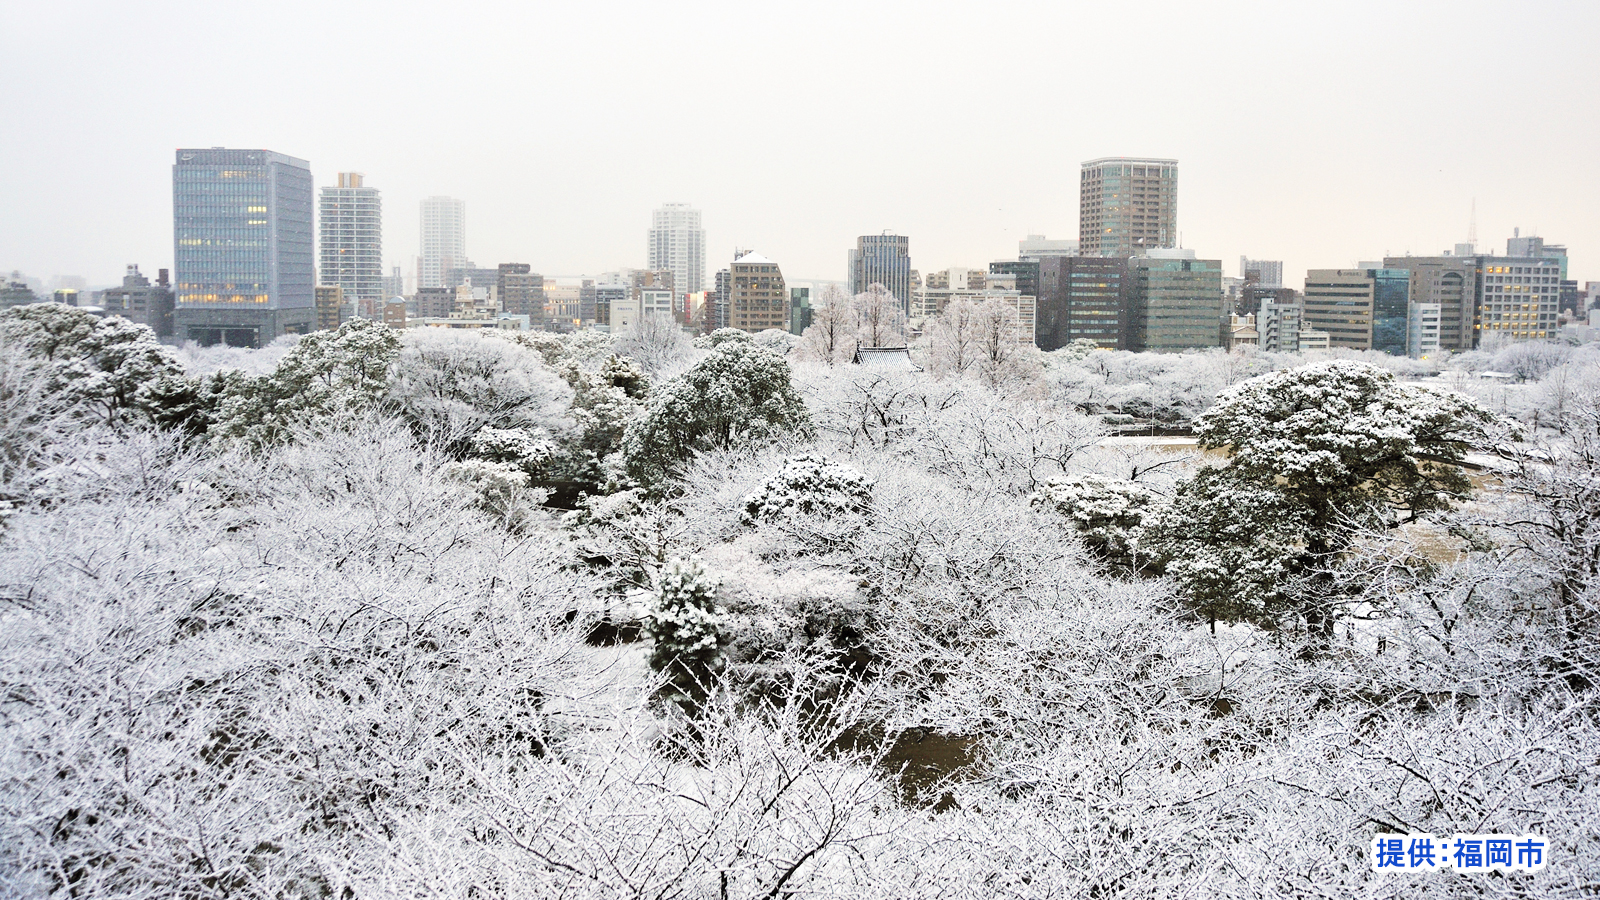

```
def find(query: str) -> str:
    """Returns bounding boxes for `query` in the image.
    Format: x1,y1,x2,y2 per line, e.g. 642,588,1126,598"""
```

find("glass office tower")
173,148,315,346
1370,268,1411,356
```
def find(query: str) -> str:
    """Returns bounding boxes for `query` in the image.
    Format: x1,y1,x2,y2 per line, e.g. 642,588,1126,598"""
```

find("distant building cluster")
4,146,1589,354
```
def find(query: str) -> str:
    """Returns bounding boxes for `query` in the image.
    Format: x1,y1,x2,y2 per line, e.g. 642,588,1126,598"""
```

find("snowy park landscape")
2,302,1598,897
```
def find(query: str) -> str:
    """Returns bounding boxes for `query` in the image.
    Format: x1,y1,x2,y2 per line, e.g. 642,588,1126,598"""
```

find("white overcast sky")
2,0,1596,289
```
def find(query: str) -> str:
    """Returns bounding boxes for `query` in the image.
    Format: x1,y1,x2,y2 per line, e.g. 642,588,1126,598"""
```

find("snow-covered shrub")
442,457,548,532
469,425,555,474
741,453,873,524
646,554,726,710
1033,473,1153,571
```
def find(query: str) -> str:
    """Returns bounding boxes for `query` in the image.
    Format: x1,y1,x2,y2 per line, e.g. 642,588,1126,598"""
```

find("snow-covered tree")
795,293,858,365
1140,360,1498,634
853,284,908,349
210,318,401,449
0,303,185,426
646,554,726,711
623,341,813,487
612,312,695,378
386,327,572,457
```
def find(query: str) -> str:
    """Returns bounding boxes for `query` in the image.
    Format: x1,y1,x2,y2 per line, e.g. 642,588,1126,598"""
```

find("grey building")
1239,257,1284,288
848,233,912,314
1034,256,1128,351
1256,289,1303,354
1126,251,1223,352
318,172,383,314
173,148,315,346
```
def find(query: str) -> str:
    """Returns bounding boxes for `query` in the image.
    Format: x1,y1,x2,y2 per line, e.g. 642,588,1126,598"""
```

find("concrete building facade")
729,252,788,332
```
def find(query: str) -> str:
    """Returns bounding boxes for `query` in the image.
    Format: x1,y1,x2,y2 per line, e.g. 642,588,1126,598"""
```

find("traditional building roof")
851,346,922,371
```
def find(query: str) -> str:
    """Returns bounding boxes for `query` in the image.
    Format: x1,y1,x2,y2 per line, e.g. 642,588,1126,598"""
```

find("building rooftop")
734,252,776,265
851,346,923,372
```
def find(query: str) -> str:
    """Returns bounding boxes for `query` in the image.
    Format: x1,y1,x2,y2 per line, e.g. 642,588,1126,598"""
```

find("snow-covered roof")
734,252,775,265
851,346,923,372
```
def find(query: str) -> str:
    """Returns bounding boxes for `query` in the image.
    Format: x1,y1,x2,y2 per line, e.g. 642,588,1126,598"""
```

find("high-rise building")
1239,257,1284,288
1302,268,1411,354
848,233,912,313
728,252,787,332
648,203,705,304
1035,256,1130,351
420,196,466,289
1080,158,1178,258
318,172,383,315
173,148,315,346
1126,250,1223,352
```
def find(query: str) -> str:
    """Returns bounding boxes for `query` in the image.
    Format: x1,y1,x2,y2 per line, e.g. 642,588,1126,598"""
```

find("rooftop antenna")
1468,199,1477,248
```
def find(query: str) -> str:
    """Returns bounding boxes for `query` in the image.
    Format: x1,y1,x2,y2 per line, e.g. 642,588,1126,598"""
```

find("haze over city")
3,0,1596,289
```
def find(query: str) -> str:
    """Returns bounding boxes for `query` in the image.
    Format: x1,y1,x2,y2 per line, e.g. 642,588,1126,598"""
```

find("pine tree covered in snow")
646,554,726,711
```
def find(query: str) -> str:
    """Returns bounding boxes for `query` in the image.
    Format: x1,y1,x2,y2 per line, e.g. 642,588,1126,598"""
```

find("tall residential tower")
318,172,383,316
420,196,467,289
173,148,315,346
648,203,705,302
1080,157,1178,258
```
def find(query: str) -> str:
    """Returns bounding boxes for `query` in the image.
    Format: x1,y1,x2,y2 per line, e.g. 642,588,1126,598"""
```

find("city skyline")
3,1,1595,290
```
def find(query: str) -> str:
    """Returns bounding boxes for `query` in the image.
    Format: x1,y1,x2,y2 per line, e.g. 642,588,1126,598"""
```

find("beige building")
314,285,345,331
728,252,787,332
1303,270,1374,351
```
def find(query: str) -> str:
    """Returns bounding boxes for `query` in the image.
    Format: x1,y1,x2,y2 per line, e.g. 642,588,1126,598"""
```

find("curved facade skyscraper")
848,233,912,313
